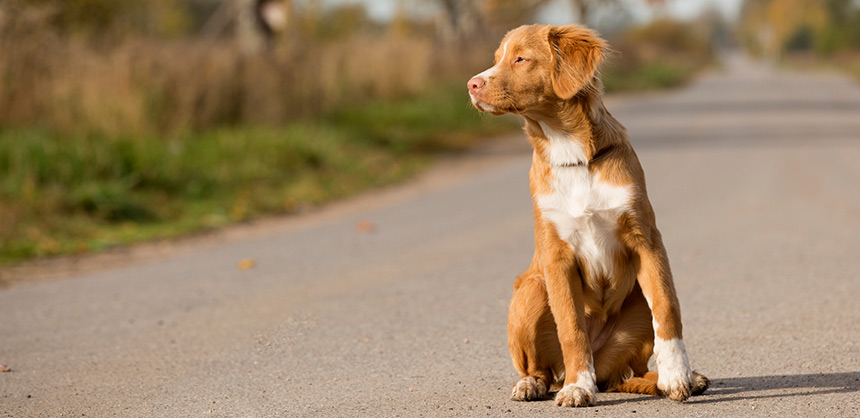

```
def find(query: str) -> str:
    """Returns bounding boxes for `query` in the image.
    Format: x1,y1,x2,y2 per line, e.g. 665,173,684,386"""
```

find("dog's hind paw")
691,371,710,396
510,376,548,401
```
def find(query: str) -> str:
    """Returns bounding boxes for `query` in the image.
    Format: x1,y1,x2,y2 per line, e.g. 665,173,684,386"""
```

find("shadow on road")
535,372,860,407
688,372,860,405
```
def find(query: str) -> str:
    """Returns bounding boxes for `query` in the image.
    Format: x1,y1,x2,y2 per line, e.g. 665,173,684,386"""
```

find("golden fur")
467,24,709,407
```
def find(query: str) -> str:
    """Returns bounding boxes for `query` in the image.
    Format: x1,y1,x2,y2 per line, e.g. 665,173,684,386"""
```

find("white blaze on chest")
535,122,632,279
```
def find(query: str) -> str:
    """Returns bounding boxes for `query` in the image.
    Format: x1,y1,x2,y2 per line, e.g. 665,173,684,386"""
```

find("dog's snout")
468,76,485,95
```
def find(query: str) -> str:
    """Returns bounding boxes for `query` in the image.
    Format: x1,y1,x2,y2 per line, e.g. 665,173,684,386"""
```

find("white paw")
554,371,597,407
654,337,694,401
511,376,547,401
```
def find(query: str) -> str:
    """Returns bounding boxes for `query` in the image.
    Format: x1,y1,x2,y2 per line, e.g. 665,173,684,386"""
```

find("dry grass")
0,3,488,137
0,34,438,135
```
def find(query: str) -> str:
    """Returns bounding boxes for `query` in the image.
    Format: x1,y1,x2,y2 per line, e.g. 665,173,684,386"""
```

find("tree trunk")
236,0,265,56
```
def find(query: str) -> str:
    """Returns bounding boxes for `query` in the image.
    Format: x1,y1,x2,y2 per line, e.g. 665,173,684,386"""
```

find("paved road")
2,57,860,417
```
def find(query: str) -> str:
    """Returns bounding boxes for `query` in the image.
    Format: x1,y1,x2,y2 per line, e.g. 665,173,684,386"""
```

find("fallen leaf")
237,258,256,270
0,364,10,372
355,220,376,233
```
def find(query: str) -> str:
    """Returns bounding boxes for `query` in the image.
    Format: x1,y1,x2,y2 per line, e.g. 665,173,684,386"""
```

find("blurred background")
1,0,859,266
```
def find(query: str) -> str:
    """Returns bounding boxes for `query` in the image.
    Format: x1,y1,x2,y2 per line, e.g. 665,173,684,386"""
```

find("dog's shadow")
546,372,860,406
690,372,860,405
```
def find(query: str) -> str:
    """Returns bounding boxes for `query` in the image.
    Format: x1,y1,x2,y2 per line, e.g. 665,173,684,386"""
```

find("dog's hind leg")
596,285,710,398
507,269,563,401
594,284,658,395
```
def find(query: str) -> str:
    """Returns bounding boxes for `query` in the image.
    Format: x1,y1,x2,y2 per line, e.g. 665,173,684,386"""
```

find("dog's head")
467,24,606,116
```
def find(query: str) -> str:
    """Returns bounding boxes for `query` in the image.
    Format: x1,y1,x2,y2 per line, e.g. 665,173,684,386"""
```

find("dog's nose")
468,76,485,94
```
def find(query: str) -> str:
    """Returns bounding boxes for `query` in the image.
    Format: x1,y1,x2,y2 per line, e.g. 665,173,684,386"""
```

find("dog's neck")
523,80,626,165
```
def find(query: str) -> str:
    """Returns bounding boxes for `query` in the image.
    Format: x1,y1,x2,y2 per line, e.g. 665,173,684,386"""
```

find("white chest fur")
535,122,632,279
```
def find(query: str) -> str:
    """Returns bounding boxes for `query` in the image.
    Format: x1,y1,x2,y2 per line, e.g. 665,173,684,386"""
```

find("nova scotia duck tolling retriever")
466,24,710,407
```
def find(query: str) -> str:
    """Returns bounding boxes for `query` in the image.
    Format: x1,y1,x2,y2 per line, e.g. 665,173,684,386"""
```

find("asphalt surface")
2,56,860,417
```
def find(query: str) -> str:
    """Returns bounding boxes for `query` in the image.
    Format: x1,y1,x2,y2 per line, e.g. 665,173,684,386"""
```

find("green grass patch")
0,84,518,265
603,62,699,92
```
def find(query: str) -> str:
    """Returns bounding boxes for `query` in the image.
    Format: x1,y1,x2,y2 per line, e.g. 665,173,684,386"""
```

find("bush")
602,18,713,92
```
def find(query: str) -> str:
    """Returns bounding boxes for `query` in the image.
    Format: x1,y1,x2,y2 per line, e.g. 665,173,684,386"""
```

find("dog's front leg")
542,243,596,407
632,234,696,401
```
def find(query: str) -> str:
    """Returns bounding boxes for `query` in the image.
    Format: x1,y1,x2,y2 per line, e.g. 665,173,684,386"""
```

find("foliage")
0,84,517,264
603,62,694,92
739,0,860,59
20,0,199,37
603,18,713,92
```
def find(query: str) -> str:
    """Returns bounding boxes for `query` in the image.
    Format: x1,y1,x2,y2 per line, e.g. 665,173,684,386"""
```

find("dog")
467,24,709,407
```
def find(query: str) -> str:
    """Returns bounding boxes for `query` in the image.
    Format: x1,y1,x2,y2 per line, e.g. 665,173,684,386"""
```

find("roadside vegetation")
738,0,860,78
0,0,715,265
603,17,715,91
0,86,519,263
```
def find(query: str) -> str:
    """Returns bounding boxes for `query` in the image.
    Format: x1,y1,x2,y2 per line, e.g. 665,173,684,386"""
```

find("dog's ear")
547,25,606,100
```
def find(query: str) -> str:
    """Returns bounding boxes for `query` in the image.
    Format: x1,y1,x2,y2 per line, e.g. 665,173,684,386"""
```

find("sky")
336,0,745,24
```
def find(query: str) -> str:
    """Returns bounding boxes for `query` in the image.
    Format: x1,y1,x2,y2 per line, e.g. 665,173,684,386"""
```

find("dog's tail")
607,371,711,397
606,372,661,396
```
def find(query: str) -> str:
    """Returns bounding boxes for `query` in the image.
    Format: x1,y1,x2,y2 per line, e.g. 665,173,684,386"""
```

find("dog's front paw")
657,369,693,401
554,382,596,407
655,338,694,401
510,376,548,401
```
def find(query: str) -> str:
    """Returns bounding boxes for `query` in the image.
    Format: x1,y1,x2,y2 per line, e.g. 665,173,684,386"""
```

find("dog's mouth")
473,100,503,115
470,94,522,115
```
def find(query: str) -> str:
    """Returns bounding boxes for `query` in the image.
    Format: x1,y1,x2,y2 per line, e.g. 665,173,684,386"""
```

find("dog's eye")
515,57,525,63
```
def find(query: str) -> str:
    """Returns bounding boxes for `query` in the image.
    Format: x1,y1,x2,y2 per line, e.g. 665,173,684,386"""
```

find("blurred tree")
767,0,827,58
569,0,665,26
23,0,196,38
199,0,292,54
300,0,323,37
390,0,412,38
482,0,550,30
432,0,672,43
136,0,195,37
29,0,124,32
739,0,860,59
436,0,486,42
289,0,374,41
698,6,733,50
569,0,612,25
236,0,265,54
815,0,860,54
739,0,769,57
321,4,371,38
